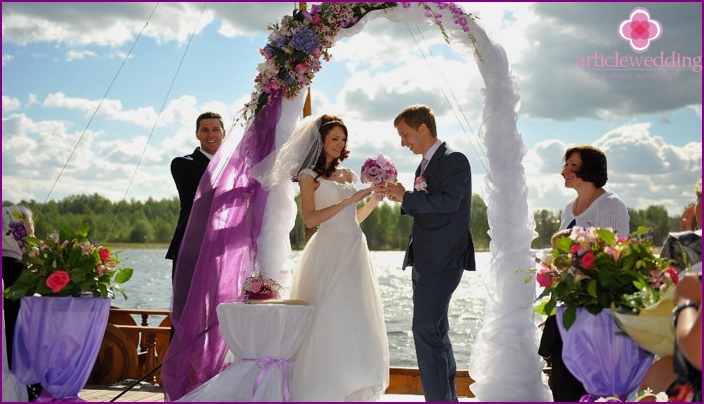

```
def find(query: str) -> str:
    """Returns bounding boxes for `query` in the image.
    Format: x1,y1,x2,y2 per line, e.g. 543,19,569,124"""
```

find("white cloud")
527,122,702,214
2,95,21,111
2,54,14,66
66,49,96,62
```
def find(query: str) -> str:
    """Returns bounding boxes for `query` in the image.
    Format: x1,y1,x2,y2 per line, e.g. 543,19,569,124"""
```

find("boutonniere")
414,176,428,193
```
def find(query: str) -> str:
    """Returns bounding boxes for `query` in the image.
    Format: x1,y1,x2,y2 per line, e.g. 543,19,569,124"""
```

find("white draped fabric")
252,4,551,401
178,303,315,402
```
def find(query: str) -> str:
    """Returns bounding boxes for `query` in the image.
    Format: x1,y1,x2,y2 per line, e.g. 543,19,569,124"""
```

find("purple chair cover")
161,96,283,401
12,296,110,402
556,307,654,401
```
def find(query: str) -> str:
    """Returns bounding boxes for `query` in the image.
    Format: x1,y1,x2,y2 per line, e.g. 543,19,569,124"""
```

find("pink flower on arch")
618,7,662,53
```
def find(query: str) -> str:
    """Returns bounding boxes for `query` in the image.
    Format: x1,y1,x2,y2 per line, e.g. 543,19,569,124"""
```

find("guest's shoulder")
597,190,628,211
602,190,626,205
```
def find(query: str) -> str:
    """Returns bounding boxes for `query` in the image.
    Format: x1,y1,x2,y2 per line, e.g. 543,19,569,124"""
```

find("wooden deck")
80,367,547,401
81,381,164,402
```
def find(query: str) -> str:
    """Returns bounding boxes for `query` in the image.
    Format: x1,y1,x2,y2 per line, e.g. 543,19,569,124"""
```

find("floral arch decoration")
162,2,549,402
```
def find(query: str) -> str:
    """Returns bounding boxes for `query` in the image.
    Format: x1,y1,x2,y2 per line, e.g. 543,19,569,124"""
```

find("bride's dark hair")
312,114,349,179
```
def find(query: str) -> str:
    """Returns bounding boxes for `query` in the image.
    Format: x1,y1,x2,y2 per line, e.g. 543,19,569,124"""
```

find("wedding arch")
162,3,551,401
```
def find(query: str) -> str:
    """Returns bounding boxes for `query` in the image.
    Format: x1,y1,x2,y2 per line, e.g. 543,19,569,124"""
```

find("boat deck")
79,381,478,402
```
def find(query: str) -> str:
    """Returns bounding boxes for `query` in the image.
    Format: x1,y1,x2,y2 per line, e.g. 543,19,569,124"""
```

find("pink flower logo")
618,7,662,53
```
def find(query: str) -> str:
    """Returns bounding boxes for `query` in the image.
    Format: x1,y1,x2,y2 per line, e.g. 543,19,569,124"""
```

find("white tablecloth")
179,302,314,402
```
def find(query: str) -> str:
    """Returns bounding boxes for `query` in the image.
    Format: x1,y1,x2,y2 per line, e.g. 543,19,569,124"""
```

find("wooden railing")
88,308,171,386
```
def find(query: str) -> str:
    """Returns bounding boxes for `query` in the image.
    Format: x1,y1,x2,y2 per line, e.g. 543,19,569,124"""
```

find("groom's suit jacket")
166,147,211,261
401,142,475,274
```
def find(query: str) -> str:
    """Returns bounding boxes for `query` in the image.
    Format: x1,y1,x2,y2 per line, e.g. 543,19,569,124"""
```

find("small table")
179,301,314,402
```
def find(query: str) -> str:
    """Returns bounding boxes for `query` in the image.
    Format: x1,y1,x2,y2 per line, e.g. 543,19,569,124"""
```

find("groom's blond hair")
394,104,437,138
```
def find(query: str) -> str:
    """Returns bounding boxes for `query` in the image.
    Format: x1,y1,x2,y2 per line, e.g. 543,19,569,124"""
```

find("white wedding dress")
290,169,389,401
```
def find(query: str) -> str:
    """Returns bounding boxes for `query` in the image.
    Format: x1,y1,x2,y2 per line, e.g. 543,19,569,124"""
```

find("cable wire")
104,2,209,243
40,3,161,211
406,25,488,173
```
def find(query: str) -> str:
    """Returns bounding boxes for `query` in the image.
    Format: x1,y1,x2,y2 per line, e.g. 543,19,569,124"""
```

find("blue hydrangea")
290,26,319,53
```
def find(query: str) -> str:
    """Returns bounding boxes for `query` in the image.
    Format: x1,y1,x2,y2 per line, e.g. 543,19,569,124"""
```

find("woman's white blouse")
560,190,630,237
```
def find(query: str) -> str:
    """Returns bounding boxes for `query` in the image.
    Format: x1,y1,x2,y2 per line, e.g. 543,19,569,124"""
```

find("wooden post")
298,1,317,245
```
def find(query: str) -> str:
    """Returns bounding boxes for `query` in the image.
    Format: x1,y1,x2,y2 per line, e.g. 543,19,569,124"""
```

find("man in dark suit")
166,111,225,277
386,104,475,402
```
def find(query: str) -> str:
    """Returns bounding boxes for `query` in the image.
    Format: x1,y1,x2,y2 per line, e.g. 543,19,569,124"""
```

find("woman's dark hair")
563,145,608,188
311,114,349,179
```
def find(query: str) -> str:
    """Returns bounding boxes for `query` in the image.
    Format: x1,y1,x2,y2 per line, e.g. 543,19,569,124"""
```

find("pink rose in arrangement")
579,251,595,269
46,271,71,293
536,267,553,288
98,246,111,262
249,281,262,293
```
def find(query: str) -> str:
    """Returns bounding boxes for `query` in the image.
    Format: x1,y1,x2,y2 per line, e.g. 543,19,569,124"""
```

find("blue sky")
2,2,701,217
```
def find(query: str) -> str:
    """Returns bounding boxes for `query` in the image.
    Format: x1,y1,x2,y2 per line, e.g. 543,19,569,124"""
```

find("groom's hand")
386,182,405,202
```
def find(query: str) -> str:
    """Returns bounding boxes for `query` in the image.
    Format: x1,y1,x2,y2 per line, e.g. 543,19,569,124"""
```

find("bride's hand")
348,188,374,204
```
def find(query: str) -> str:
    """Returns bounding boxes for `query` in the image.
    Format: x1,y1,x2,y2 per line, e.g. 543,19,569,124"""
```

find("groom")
386,104,475,402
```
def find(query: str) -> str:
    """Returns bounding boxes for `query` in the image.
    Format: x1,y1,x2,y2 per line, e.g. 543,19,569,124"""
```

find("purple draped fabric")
161,96,283,401
556,307,654,401
13,296,110,402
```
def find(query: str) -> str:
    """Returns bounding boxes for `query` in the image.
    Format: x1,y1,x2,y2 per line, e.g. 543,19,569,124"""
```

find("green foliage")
3,224,134,300
3,194,684,251
533,226,678,330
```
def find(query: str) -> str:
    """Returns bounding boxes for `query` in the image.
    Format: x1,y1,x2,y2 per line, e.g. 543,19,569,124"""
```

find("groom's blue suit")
401,141,475,402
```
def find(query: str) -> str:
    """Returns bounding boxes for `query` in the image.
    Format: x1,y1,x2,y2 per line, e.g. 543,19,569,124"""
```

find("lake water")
115,249,492,368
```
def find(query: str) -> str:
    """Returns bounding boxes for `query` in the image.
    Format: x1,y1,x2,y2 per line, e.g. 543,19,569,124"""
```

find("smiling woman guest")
558,144,629,237
538,144,630,402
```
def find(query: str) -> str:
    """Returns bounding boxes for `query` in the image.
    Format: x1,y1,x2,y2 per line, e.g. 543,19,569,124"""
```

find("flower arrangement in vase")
3,223,134,300
530,226,678,330
242,274,283,301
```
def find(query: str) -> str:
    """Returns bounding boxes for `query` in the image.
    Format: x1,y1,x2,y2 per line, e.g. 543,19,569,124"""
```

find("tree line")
2,193,687,250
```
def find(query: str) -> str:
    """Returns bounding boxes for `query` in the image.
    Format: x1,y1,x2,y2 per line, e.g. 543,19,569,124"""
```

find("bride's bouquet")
360,153,397,185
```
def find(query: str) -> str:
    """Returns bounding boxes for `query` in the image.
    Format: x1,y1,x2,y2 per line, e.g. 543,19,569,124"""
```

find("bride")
258,114,389,401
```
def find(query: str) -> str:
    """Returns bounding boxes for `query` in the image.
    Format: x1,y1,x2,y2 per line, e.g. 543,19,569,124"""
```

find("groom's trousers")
411,266,464,402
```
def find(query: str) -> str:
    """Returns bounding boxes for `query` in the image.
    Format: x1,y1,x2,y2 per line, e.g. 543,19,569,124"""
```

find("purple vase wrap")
12,296,110,402
556,307,654,401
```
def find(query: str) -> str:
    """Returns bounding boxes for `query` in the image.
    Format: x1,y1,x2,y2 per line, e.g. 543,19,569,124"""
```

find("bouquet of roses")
360,153,397,185
3,223,134,300
530,226,678,332
242,274,283,301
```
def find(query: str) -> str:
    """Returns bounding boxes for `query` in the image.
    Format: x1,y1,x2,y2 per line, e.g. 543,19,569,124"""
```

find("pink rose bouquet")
360,153,398,185
3,224,134,300
529,226,678,330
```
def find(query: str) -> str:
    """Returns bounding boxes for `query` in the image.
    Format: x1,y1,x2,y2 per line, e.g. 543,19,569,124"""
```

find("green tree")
470,194,489,250
532,209,561,248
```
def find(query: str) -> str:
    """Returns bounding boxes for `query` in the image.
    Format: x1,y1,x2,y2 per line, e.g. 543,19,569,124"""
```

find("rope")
406,25,489,173
104,2,209,243
40,3,161,212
